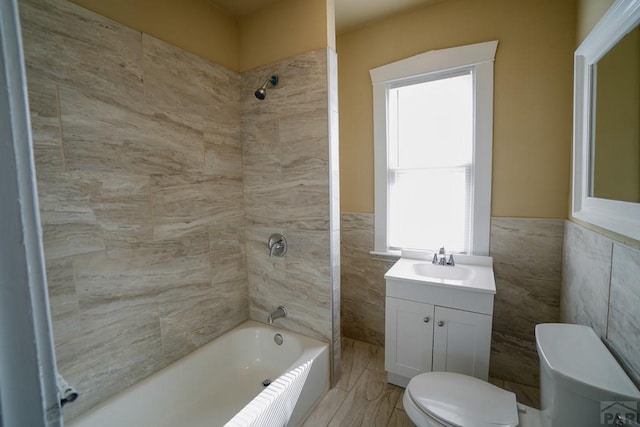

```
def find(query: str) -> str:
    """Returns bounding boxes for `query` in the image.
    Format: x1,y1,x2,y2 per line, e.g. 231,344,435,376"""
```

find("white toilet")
403,323,640,427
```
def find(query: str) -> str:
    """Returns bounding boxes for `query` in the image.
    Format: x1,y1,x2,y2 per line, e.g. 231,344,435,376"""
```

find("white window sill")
369,250,401,261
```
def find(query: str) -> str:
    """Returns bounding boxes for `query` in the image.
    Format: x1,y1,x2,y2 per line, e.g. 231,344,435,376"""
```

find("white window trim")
370,41,498,257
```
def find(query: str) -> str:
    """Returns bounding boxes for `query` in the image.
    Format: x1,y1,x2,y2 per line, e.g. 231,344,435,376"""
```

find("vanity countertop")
384,253,496,295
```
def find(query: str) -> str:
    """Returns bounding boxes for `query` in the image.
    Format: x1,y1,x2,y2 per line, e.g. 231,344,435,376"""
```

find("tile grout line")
55,83,67,172
323,390,346,427
326,341,374,426
331,358,370,427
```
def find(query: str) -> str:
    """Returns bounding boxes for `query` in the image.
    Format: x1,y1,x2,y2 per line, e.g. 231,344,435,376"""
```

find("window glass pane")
388,167,470,253
390,73,473,169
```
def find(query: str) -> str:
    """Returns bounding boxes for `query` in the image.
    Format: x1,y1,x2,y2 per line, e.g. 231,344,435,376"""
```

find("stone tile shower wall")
241,50,337,364
21,0,247,419
562,221,640,383
340,214,563,387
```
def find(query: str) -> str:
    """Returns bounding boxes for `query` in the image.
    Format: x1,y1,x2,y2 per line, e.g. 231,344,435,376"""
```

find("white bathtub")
68,321,329,427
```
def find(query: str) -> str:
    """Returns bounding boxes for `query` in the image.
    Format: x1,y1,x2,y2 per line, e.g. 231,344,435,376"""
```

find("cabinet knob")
423,317,430,323
437,321,444,327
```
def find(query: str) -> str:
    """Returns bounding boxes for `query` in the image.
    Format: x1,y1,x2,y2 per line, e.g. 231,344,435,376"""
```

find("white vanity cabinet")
384,255,496,387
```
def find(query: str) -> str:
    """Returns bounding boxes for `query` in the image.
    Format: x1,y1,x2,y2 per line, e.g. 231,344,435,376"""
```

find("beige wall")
239,0,329,71
68,0,240,71
337,0,577,218
67,0,333,73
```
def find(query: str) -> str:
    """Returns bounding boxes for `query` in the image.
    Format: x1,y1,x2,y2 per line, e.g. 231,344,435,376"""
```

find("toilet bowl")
402,324,640,427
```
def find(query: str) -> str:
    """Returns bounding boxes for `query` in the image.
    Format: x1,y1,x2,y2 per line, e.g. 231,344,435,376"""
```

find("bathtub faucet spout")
267,306,287,324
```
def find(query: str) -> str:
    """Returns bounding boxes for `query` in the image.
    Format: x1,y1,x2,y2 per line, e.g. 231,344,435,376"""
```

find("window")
370,41,497,256
388,71,473,253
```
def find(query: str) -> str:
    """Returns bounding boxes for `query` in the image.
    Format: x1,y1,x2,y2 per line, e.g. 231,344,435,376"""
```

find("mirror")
573,0,640,240
591,26,640,203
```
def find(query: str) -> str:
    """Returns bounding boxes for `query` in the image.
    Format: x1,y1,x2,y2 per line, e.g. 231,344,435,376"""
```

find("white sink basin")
413,263,474,282
384,253,496,294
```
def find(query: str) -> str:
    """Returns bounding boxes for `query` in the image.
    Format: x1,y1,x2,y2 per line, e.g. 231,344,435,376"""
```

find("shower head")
255,75,278,100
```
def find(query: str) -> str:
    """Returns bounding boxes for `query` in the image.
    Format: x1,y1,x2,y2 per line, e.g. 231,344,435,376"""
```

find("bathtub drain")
262,379,272,387
274,334,283,345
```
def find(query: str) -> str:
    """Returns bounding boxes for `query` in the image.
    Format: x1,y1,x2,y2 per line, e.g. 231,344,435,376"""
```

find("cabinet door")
385,298,434,378
432,306,492,380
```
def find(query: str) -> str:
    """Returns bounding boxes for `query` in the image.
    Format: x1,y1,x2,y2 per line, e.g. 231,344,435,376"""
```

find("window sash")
388,165,472,253
386,70,474,253
388,70,473,170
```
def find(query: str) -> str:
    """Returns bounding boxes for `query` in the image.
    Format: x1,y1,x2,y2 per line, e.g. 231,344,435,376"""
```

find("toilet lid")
407,372,519,427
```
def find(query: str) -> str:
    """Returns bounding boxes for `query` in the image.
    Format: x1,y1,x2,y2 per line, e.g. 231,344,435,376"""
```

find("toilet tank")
535,323,640,427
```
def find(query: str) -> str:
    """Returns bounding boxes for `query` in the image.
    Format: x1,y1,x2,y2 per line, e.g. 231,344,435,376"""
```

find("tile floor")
304,337,540,427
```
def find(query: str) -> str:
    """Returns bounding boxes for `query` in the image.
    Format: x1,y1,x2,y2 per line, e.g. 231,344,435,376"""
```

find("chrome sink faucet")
432,247,455,266
267,306,287,324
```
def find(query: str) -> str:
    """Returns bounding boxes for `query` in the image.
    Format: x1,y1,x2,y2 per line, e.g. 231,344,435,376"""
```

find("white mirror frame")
573,0,640,241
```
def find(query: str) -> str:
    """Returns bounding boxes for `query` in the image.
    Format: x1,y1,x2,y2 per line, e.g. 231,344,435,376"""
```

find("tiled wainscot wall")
341,214,564,388
22,0,339,419
562,221,640,383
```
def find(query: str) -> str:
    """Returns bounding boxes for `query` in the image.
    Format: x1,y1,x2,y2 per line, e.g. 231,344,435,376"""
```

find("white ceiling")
209,0,445,33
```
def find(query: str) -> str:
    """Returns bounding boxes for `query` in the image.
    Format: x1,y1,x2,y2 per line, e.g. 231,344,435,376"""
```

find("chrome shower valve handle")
267,233,287,257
